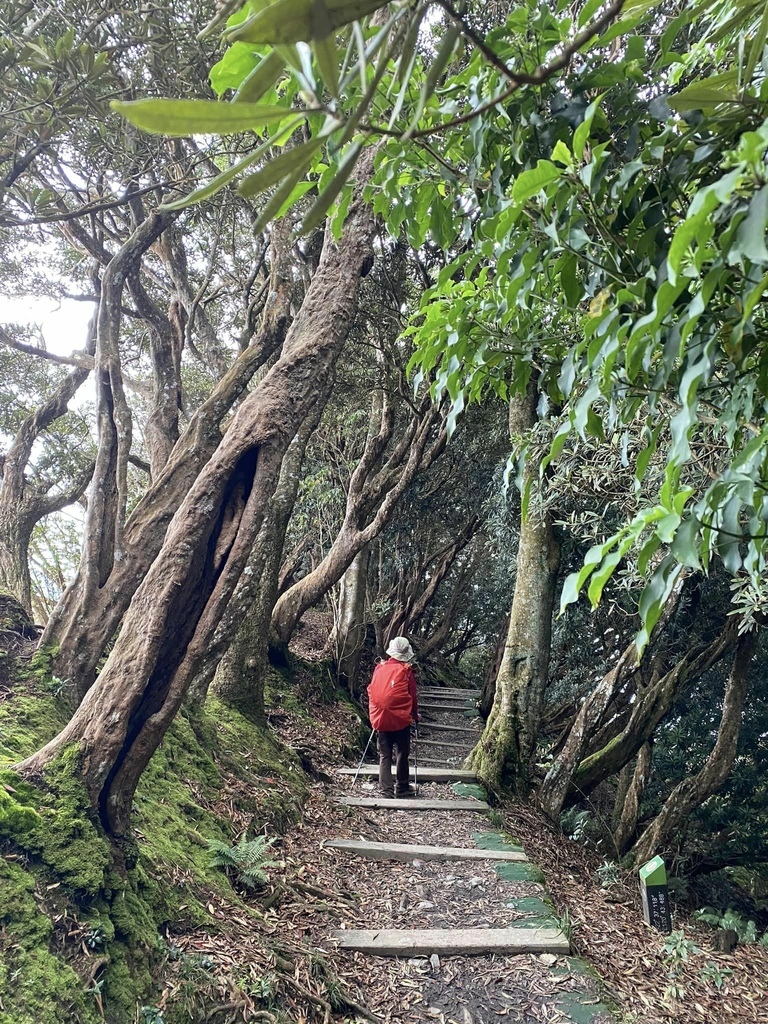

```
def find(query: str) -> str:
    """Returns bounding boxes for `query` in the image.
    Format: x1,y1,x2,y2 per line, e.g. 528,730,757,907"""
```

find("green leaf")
729,184,768,265
210,43,261,97
666,71,739,111
161,118,303,210
551,139,572,167
560,253,581,307
670,515,700,570
299,139,363,234
512,160,561,204
313,33,340,96
252,159,318,234
111,98,295,136
225,0,391,45
234,49,286,103
239,135,325,197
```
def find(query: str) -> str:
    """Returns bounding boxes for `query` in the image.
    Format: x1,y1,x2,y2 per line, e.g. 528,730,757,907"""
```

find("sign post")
639,856,672,933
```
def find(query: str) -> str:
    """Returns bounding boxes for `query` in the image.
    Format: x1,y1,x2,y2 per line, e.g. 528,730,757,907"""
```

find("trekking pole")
352,728,376,787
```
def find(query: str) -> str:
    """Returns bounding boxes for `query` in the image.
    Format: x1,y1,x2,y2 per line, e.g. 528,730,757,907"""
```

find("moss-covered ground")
0,660,324,1024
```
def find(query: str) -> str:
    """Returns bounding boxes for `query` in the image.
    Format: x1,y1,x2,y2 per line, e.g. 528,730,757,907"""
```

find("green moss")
573,733,624,783
0,694,67,764
0,669,313,1024
0,857,101,1024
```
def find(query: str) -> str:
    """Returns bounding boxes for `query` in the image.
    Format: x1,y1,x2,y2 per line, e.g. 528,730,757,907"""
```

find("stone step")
333,926,569,956
419,722,480,733
337,767,477,782
326,839,526,863
337,797,489,812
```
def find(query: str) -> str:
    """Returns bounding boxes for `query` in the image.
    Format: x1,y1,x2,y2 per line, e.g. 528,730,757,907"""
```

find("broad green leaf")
512,161,561,204
239,135,326,197
225,0,390,45
666,70,740,111
210,42,261,97
300,138,363,233
670,515,701,569
111,98,296,136
235,49,287,102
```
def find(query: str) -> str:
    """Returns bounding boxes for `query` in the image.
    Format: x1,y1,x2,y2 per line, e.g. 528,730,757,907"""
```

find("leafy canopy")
114,0,768,643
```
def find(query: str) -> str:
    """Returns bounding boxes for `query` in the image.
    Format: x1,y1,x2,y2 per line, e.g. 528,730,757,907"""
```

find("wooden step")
419,722,480,733
420,688,480,696
333,927,569,956
420,702,474,711
337,797,489,812
417,739,472,750
326,840,526,863
337,767,477,782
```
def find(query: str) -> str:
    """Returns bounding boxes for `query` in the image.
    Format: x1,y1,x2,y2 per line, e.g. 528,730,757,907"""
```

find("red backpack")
367,660,413,731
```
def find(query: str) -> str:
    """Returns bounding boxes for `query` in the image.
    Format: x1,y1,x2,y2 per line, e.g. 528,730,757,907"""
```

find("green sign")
639,856,672,933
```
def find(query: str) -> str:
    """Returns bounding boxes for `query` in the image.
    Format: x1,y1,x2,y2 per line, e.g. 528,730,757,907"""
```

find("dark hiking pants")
377,726,411,797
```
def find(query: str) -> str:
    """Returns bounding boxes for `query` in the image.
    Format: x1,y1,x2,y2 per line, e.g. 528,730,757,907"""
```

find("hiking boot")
380,790,395,799
395,785,416,797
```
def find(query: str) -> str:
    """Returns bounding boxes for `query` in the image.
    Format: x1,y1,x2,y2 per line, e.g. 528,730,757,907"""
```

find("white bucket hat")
386,636,415,662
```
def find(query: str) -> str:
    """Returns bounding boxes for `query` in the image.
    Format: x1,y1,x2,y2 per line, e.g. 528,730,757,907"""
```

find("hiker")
367,636,419,798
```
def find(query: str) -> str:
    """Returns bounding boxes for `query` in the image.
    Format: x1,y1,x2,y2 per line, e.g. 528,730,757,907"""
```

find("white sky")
0,294,95,357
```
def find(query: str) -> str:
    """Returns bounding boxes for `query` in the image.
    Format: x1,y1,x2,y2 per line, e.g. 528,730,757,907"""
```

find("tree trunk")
480,613,508,719
331,545,371,694
18,161,376,837
207,385,331,716
41,229,295,701
468,388,560,795
613,741,652,854
569,619,739,803
0,326,94,615
538,582,688,819
270,397,445,646
630,630,756,867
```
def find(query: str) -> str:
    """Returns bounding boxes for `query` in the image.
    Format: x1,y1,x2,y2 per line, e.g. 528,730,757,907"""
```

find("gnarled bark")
570,618,739,802
19,159,376,837
613,741,653,854
630,630,756,866
331,545,371,694
41,224,296,701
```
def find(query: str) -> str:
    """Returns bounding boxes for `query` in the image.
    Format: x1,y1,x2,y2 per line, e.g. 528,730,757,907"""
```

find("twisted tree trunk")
613,741,653,854
630,630,756,866
41,227,295,702
19,162,376,837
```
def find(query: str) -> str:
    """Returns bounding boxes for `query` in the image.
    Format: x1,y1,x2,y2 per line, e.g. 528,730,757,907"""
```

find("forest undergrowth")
0,620,766,1024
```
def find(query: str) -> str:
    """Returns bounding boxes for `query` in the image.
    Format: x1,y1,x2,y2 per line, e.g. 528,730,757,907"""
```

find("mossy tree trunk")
18,168,376,838
630,630,756,866
468,387,559,795
568,618,738,804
